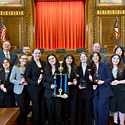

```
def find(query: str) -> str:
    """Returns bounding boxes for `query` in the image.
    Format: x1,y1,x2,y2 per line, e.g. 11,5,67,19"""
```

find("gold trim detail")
97,10,125,15
0,11,24,16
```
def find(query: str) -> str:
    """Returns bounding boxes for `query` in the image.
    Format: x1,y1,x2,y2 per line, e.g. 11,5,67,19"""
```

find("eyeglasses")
21,58,28,60
3,62,9,64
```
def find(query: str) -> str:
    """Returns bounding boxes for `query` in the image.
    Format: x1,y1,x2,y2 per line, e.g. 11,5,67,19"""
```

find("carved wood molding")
97,10,125,15
89,0,96,52
24,0,31,47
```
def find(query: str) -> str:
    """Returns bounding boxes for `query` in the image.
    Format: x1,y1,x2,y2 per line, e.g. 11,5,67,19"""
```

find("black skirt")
110,85,125,113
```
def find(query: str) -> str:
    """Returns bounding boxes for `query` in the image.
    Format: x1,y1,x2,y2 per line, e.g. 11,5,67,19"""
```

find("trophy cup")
80,78,87,88
53,61,68,97
94,73,101,83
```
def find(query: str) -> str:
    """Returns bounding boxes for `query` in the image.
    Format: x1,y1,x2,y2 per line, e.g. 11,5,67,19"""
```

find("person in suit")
77,52,94,125
25,48,46,125
0,58,14,108
114,46,125,63
88,43,108,63
63,54,78,125
42,54,68,125
90,51,113,125
10,54,30,125
14,45,32,64
109,54,125,125
0,41,18,67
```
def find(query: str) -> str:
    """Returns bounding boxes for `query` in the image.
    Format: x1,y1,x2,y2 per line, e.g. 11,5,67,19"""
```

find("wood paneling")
95,15,125,52
0,18,22,48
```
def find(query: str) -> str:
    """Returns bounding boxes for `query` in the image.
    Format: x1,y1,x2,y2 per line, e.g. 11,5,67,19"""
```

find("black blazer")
112,68,125,91
43,73,69,98
25,60,46,91
78,65,94,99
0,70,14,100
63,66,78,96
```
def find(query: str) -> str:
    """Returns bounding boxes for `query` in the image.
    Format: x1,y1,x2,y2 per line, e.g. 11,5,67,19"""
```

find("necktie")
6,53,9,58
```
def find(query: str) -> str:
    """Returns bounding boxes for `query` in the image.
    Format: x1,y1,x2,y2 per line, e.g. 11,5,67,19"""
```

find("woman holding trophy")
42,54,68,125
77,52,94,125
63,54,78,125
90,51,113,125
109,54,125,125
0,58,14,108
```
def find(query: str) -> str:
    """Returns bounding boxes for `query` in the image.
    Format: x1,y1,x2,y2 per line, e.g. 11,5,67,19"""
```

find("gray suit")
10,66,24,94
88,53,108,63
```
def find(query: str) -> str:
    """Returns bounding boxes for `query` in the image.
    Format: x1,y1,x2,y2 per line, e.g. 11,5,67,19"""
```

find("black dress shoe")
113,122,118,125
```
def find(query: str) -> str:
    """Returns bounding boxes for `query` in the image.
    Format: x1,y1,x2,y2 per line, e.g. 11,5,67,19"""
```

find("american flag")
1,20,7,44
114,17,120,39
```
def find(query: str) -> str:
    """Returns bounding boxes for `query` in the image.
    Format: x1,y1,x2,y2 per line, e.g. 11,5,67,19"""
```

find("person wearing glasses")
10,54,30,125
0,58,14,108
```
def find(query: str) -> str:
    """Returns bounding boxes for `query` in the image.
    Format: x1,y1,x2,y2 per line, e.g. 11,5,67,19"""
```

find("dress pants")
77,98,92,125
64,94,78,125
29,90,46,125
93,94,110,125
15,86,30,125
0,94,15,108
45,97,62,125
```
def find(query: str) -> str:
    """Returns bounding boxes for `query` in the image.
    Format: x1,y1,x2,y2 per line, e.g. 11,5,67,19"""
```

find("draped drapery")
35,1,85,49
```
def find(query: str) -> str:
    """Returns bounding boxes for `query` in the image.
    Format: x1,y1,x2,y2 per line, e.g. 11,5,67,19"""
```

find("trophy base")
53,94,63,98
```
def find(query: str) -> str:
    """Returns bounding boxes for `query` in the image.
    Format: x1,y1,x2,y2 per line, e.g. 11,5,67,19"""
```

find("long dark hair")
44,54,60,76
114,46,124,57
1,58,13,71
63,54,77,74
109,54,124,75
90,51,101,72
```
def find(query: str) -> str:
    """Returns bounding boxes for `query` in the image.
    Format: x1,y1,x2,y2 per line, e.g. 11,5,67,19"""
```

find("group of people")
0,41,125,125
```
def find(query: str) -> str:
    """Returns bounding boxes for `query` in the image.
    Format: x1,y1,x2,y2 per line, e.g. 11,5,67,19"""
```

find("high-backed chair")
100,47,107,53
14,49,23,53
39,48,44,53
76,48,86,53
56,49,65,53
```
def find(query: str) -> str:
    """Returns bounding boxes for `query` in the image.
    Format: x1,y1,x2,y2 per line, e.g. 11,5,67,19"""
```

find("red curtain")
35,1,85,49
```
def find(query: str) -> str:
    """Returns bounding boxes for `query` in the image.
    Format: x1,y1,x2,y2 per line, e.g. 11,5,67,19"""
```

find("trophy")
94,73,101,83
80,78,87,88
53,61,68,97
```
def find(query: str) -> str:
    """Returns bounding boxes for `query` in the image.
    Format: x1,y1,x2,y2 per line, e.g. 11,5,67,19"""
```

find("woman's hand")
73,79,77,85
20,77,25,85
37,74,43,85
110,80,118,85
23,82,29,85
93,85,97,90
68,82,73,85
51,84,57,89
0,84,7,92
62,94,68,99
89,75,93,82
97,80,104,85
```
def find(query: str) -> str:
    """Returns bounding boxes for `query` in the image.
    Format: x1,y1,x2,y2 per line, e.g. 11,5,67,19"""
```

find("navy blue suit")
0,52,18,66
92,63,113,125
